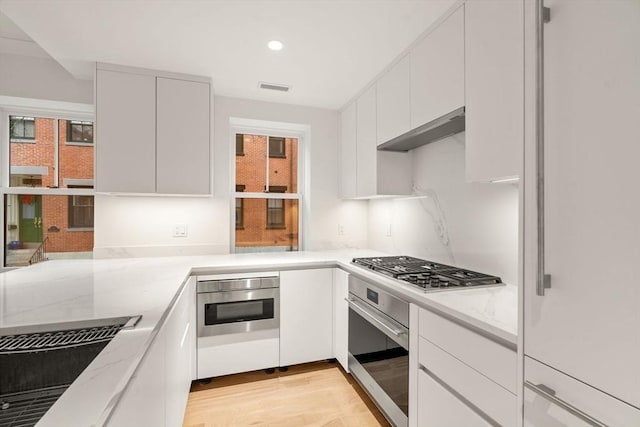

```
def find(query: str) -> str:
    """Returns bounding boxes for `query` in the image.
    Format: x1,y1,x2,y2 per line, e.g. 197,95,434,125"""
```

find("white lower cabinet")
524,356,640,427
108,327,167,427
107,278,196,427
165,277,196,427
279,269,333,366
332,268,349,371
411,305,517,427
417,367,491,427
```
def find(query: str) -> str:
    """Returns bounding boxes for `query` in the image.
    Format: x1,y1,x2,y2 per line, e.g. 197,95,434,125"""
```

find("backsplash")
368,132,519,285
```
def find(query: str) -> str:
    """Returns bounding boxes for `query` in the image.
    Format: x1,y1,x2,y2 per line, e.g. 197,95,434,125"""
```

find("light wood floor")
182,361,390,427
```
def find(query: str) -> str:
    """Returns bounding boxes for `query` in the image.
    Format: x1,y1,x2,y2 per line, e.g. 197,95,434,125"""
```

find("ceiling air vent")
258,81,291,92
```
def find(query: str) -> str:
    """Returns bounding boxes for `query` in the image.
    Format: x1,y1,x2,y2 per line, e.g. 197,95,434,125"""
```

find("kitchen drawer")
418,307,517,393
417,367,492,427
419,337,517,426
525,356,640,426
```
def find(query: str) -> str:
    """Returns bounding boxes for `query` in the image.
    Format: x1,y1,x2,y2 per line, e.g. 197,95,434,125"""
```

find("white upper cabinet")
465,0,523,182
410,5,464,128
96,64,212,195
96,69,157,193
339,102,358,199
156,77,211,195
376,54,411,145
355,85,378,197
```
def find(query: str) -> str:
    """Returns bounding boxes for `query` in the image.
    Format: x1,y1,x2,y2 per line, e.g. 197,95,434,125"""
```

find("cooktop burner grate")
352,256,503,291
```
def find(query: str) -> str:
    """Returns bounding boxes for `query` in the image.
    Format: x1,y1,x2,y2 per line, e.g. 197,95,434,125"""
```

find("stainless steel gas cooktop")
351,256,503,291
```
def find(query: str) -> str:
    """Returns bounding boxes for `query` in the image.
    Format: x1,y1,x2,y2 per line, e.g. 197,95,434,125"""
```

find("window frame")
9,116,35,142
230,122,306,253
68,194,95,230
268,136,286,158
266,198,285,229
66,120,94,145
1,102,95,268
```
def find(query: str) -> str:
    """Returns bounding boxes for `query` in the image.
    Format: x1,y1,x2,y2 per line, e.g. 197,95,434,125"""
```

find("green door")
19,195,43,243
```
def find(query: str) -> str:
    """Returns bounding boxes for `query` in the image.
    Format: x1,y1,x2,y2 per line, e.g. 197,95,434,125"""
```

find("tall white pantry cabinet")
523,0,640,425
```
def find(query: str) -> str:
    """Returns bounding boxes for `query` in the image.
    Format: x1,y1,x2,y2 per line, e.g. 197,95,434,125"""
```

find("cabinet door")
165,277,196,427
356,85,377,197
96,69,156,193
465,0,523,182
417,368,491,427
339,102,357,198
410,5,464,128
156,78,211,195
376,54,411,145
107,328,166,426
524,0,640,408
280,269,333,366
333,269,348,371
524,357,640,426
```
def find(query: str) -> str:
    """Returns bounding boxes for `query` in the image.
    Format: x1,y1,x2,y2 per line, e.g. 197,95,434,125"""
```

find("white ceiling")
0,0,457,110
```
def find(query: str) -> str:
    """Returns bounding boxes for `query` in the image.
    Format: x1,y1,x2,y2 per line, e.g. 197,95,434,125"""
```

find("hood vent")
377,107,465,152
258,81,291,92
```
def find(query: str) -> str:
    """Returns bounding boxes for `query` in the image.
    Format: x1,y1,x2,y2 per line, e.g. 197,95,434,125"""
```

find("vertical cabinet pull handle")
536,1,552,296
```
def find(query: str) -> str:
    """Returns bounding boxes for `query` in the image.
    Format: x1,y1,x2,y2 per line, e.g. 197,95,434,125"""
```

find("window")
3,109,95,268
68,195,94,228
266,199,285,228
235,198,244,228
236,134,244,155
9,116,35,140
268,136,285,158
67,121,93,143
233,131,300,253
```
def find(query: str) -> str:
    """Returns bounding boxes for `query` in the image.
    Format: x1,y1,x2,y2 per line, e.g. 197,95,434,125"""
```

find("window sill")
266,226,286,230
65,141,94,147
268,154,286,159
67,227,94,232
235,226,244,230
236,153,245,156
10,139,36,144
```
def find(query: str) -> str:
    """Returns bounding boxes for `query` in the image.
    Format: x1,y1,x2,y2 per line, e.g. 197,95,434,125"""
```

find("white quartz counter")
0,250,517,426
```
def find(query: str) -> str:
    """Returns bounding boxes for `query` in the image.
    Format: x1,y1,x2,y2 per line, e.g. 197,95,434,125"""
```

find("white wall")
368,132,519,285
93,96,369,257
0,53,92,104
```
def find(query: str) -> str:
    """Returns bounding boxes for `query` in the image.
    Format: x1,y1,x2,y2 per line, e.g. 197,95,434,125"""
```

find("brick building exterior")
7,117,94,254
235,134,299,250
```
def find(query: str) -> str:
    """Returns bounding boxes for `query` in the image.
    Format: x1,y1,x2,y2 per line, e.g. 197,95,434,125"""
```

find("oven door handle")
345,297,406,337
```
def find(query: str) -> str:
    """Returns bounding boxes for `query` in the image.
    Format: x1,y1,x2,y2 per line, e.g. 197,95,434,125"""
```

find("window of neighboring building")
266,199,285,228
236,134,244,155
9,116,35,140
67,120,93,143
268,136,285,158
68,195,94,228
235,198,244,229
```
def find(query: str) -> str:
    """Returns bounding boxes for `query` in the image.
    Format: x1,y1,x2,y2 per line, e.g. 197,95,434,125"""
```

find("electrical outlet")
338,224,345,236
173,223,188,237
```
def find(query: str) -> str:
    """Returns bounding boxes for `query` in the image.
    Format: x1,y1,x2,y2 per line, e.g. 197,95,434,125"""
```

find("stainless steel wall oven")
347,275,409,427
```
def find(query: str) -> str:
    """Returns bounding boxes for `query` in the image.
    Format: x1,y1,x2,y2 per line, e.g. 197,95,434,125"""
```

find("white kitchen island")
0,250,517,427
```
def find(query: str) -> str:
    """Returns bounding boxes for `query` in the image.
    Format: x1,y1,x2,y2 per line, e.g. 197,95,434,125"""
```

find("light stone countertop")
0,250,517,426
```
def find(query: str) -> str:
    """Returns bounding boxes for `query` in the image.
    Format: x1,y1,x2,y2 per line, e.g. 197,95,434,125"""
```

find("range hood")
377,107,465,152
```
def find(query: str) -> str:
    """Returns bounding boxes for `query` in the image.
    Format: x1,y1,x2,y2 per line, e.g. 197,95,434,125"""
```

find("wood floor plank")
182,362,390,427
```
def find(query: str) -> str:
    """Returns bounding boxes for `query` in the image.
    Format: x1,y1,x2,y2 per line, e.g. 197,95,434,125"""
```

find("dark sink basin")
0,316,140,427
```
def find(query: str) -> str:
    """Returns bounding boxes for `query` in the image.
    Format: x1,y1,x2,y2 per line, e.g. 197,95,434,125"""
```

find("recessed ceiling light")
267,40,283,51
